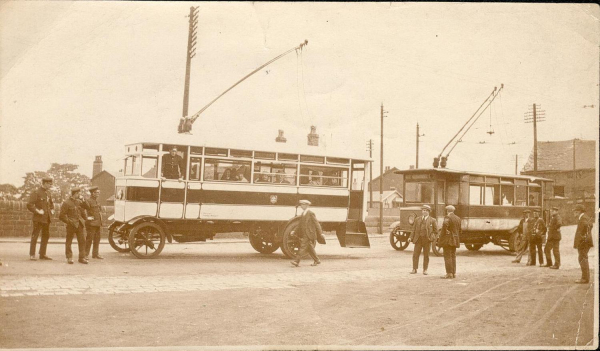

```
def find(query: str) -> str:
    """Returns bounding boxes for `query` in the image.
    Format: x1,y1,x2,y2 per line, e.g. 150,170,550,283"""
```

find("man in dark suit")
59,188,88,264
27,177,55,261
544,206,562,269
573,204,593,284
81,186,103,260
512,210,532,264
291,200,324,267
161,146,185,180
408,205,438,275
438,205,461,279
528,209,546,266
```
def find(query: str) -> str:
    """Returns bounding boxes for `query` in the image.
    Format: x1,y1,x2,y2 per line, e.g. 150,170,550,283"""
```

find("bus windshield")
405,181,434,203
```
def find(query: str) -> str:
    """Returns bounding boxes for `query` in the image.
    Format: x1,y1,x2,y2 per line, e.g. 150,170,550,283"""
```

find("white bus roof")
395,168,554,182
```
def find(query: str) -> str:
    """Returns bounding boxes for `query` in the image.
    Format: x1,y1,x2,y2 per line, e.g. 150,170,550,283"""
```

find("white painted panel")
188,182,202,190
185,204,200,219
127,179,160,187
464,218,521,231
298,187,349,196
124,202,157,221
302,207,347,222
114,200,125,222
159,203,184,219
200,204,297,221
161,181,186,189
116,179,127,187
202,182,297,194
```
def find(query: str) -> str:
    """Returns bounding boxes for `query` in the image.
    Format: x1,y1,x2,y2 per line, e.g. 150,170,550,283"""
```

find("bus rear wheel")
389,228,410,251
281,220,301,259
465,244,483,251
508,232,521,252
108,225,129,253
249,228,280,254
128,222,165,259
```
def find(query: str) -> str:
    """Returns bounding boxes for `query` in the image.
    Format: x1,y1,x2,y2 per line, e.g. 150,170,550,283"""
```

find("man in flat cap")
512,210,532,265
438,205,461,279
529,209,546,266
26,177,55,260
81,186,103,260
161,146,185,180
59,188,87,264
572,204,593,284
291,200,324,267
408,205,438,275
543,206,562,269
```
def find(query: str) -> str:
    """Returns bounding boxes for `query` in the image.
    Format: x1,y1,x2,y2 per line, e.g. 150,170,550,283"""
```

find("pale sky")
1,2,599,186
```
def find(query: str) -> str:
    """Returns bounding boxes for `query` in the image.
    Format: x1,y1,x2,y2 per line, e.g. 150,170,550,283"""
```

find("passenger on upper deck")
162,146,185,180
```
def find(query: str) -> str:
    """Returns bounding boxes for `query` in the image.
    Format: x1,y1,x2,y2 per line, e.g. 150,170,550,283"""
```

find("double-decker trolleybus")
109,138,371,258
388,168,554,256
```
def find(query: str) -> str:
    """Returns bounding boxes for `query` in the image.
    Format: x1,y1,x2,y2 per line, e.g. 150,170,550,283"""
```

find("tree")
0,184,19,200
19,163,91,202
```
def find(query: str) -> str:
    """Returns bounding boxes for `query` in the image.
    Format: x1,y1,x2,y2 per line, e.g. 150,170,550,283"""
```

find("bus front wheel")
128,222,166,259
389,228,410,251
249,227,280,254
465,244,483,251
108,225,129,253
431,237,443,257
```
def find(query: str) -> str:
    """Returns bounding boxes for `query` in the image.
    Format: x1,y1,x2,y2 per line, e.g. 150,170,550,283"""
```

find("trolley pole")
182,6,199,117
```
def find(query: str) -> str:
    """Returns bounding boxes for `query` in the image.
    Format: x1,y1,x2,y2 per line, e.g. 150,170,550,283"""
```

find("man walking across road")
27,177,55,261
438,205,461,279
512,210,532,264
572,204,593,284
543,206,562,269
408,205,438,275
291,200,324,267
528,209,546,266
81,186,104,260
59,188,88,264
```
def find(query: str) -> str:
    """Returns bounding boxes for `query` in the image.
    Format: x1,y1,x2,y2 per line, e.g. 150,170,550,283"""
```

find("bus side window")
189,157,201,181
501,185,514,206
447,182,459,205
515,185,527,206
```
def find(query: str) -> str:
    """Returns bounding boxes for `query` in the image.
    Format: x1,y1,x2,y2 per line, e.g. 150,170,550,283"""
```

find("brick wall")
0,200,115,238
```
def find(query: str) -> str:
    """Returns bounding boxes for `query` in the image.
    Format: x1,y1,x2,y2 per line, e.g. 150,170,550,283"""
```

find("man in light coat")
291,200,324,267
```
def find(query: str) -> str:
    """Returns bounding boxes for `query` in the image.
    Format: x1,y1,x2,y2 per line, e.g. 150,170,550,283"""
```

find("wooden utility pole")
514,154,518,175
416,123,424,169
182,6,199,118
366,139,374,207
379,104,387,234
524,103,545,173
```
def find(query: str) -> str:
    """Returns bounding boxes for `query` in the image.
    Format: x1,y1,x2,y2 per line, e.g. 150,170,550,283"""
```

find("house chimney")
93,156,103,178
385,166,390,172
276,130,287,143
307,126,319,146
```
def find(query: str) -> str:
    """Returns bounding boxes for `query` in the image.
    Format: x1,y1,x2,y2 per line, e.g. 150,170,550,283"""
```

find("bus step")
344,220,370,248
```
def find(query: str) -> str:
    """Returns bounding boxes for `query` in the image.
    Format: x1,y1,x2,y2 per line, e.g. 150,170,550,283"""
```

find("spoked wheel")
431,237,443,257
465,244,483,251
108,224,129,253
128,222,165,259
389,228,410,251
508,232,521,252
249,227,280,254
281,220,301,259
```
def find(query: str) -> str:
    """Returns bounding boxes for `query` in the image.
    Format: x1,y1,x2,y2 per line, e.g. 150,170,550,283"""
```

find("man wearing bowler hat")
81,186,103,259
438,205,461,279
59,188,88,264
408,204,438,275
572,204,593,284
543,206,562,269
291,199,324,267
26,177,55,260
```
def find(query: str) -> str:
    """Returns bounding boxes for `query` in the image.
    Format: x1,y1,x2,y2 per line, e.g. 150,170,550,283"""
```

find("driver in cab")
162,146,185,181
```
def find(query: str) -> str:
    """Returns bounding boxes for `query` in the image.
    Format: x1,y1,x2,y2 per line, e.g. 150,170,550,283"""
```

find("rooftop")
523,139,596,172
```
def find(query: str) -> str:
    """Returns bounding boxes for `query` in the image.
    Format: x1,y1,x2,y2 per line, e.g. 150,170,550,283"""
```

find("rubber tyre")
128,222,166,259
465,243,483,251
431,237,443,257
508,232,520,252
281,220,301,259
389,228,410,251
249,229,280,254
108,225,130,253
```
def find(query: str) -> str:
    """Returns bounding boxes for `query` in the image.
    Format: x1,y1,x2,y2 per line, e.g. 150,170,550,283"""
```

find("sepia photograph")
0,2,598,350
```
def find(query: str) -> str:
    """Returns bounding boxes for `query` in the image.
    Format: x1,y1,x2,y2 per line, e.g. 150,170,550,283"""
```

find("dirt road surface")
0,225,597,350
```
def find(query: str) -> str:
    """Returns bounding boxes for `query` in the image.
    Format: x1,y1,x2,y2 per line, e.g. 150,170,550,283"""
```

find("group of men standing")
27,177,104,265
408,203,594,284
